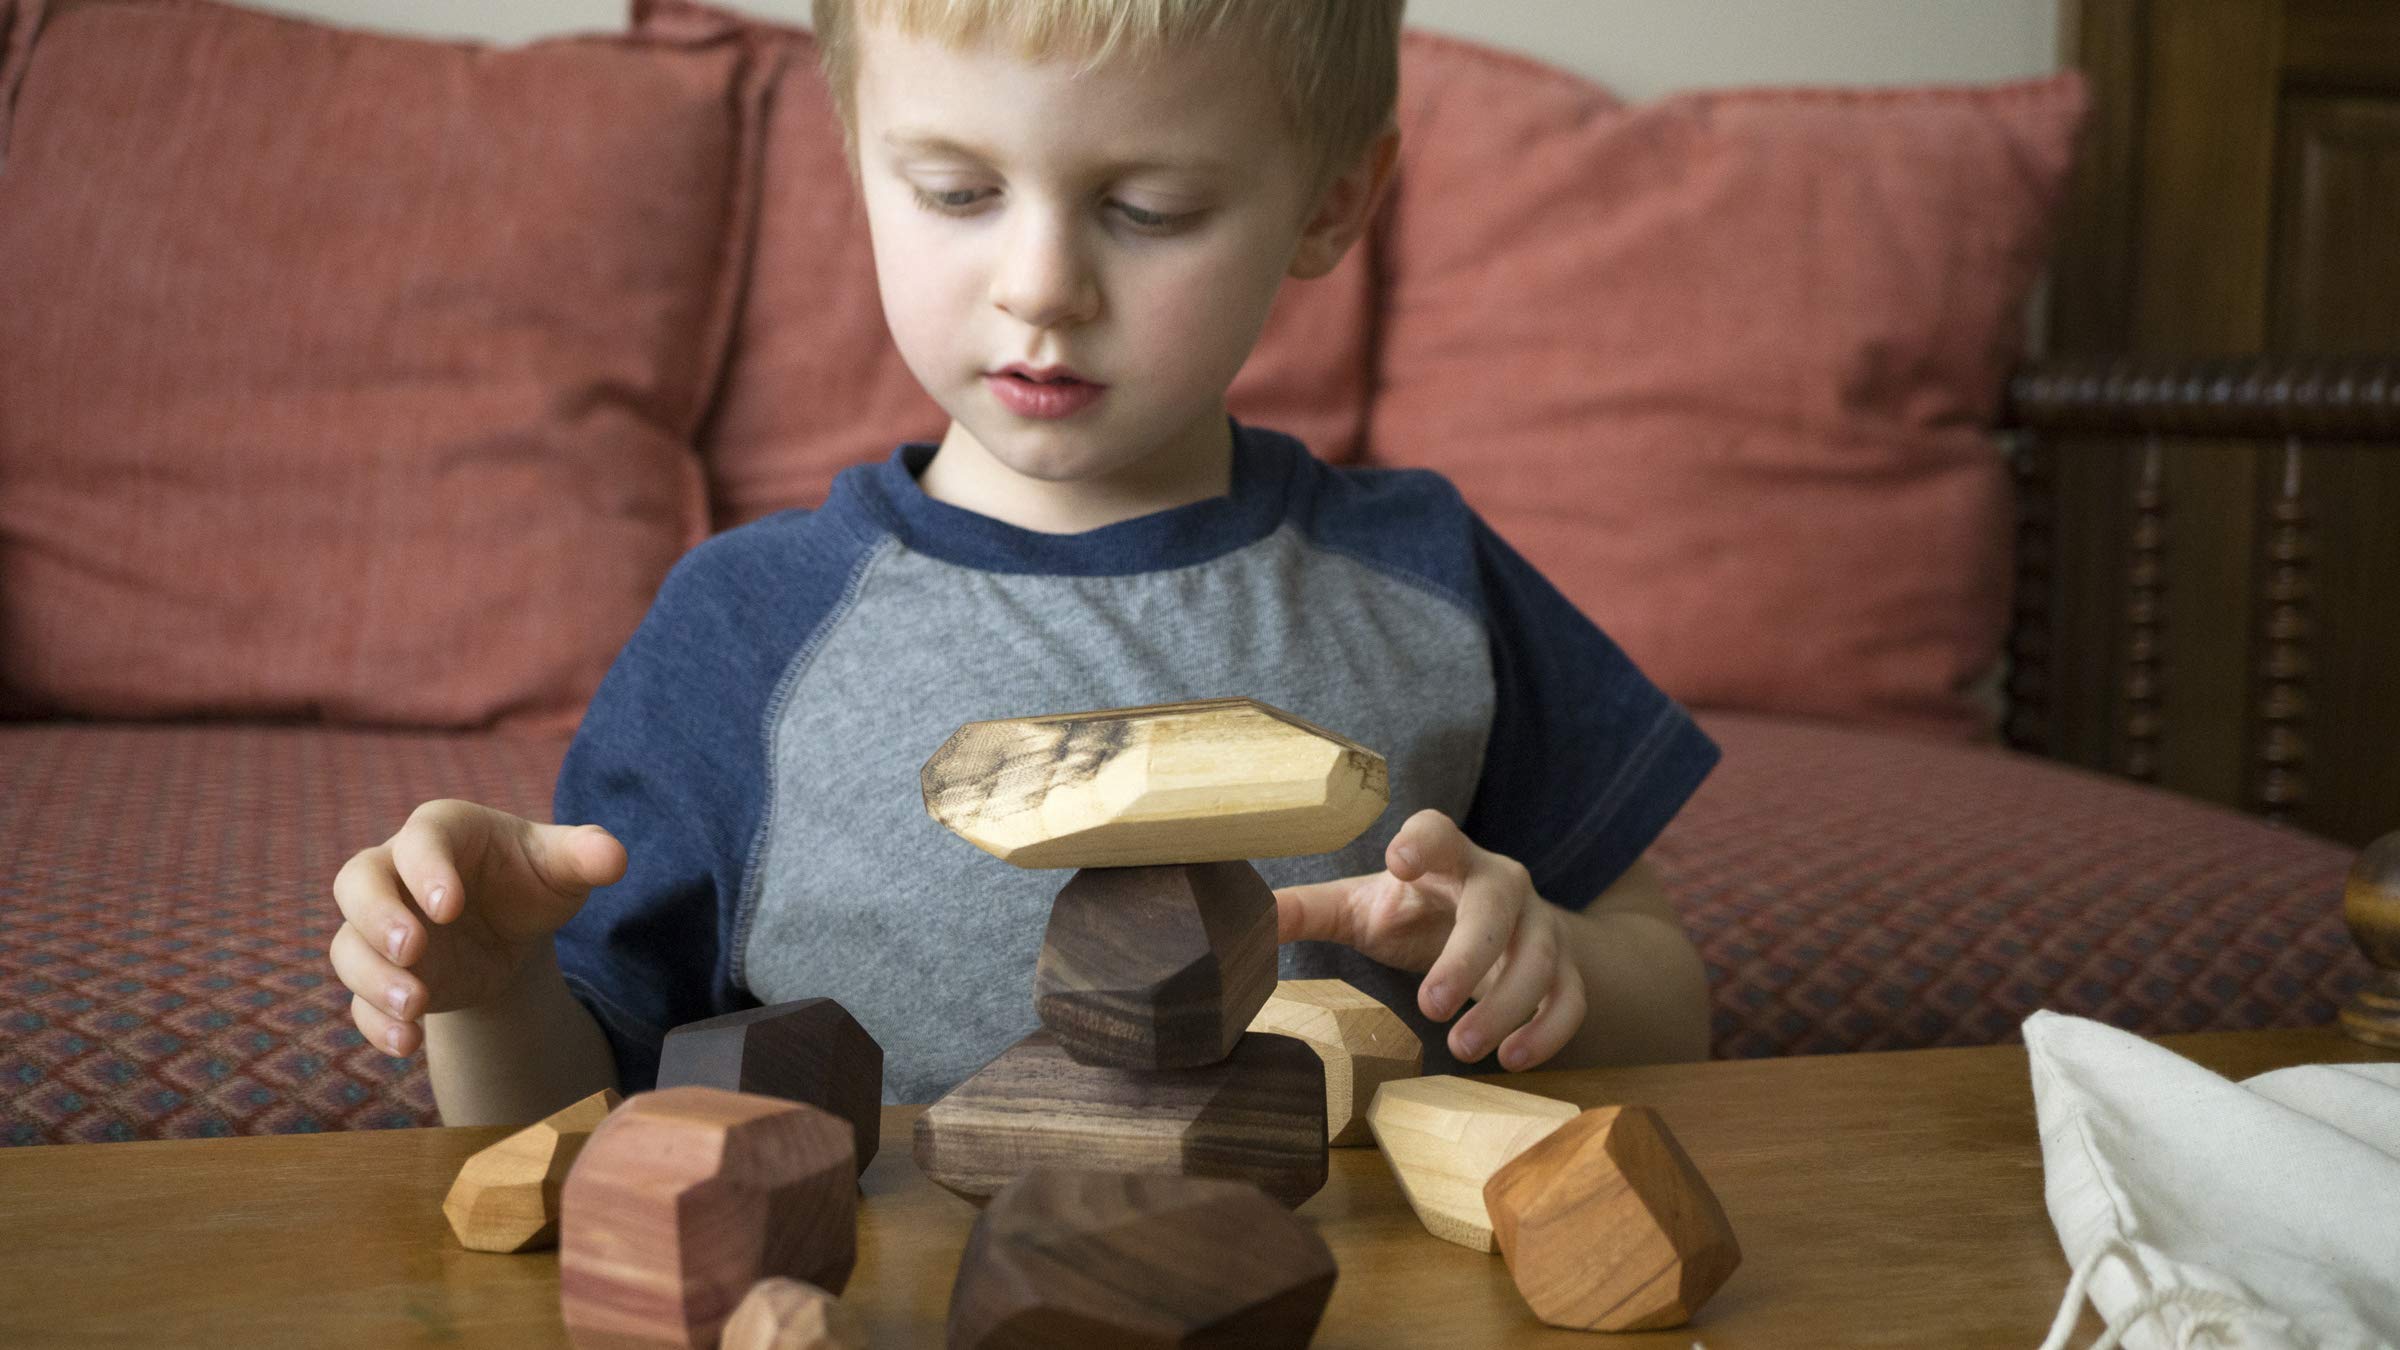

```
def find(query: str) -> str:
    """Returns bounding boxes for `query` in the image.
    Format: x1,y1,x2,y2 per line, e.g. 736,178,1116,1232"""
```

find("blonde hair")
812,0,1404,195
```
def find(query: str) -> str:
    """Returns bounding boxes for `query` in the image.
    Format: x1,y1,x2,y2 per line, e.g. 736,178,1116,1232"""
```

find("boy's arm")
1543,857,1710,1070
425,948,620,1127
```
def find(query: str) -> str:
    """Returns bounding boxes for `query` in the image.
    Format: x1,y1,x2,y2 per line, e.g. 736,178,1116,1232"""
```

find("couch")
0,0,2376,1145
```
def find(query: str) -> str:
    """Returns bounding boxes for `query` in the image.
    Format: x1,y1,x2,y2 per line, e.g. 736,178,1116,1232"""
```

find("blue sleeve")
550,511,876,1091
1459,517,1719,910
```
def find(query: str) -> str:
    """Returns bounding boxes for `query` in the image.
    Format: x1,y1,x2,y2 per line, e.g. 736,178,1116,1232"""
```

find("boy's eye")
1110,200,1193,232
911,186,992,214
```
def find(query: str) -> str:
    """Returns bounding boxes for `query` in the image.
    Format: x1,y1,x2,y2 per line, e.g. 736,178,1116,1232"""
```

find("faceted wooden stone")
946,1169,1337,1350
720,1277,866,1350
914,1030,1327,1209
1246,979,1422,1146
920,696,1389,868
559,1088,858,1350
1035,862,1277,1070
1484,1106,1741,1332
657,998,884,1173
1364,1075,1579,1252
443,1088,621,1253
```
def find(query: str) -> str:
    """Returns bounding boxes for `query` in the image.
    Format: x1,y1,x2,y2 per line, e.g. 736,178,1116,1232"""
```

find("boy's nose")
991,213,1100,331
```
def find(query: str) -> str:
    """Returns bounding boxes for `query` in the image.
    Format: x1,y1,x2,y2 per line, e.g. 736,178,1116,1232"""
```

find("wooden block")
1246,979,1422,1146
913,1030,1327,1209
656,998,884,1173
442,1088,621,1253
920,696,1389,868
1034,862,1277,1070
1483,1105,1741,1331
1363,1075,1579,1252
946,1168,1337,1350
559,1087,857,1350
721,1277,866,1350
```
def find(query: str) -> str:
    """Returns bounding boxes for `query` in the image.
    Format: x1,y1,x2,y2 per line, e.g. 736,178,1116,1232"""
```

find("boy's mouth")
993,363,1101,388
987,364,1107,419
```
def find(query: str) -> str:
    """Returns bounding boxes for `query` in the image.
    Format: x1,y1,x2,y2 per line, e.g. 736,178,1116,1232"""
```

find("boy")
328,0,1718,1126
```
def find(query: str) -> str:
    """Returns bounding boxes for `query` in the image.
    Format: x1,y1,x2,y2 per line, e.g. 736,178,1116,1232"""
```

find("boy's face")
851,17,1350,505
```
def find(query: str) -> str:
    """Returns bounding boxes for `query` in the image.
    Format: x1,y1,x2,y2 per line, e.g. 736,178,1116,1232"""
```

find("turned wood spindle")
2005,434,2058,755
2253,439,2312,822
2340,832,2400,1050
2118,435,2167,783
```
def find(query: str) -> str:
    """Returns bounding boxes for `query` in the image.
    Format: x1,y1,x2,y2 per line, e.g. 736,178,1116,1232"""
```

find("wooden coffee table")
2,1027,2388,1347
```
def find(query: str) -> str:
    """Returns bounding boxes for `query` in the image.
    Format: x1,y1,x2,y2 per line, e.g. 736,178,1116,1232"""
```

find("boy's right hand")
329,800,627,1058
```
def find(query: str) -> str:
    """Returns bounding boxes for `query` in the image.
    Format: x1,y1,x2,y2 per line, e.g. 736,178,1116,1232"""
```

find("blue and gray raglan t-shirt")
552,421,1719,1103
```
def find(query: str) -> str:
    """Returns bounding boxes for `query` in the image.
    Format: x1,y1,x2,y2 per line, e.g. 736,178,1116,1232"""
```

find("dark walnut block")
559,1087,859,1350
1034,862,1279,1071
656,998,886,1173
1483,1104,1741,1332
945,1169,1338,1350
914,1030,1328,1209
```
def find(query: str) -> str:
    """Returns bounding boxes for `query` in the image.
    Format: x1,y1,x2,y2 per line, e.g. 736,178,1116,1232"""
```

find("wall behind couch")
227,0,2062,95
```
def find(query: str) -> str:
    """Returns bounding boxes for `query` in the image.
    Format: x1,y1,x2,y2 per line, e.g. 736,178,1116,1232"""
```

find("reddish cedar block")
1034,862,1277,1071
560,1088,857,1350
1484,1105,1741,1332
946,1169,1336,1350
915,1030,1327,1209
657,998,884,1173
720,1277,866,1350
443,1088,621,1253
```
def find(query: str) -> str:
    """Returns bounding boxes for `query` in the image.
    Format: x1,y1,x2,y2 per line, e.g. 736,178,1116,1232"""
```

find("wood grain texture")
8,1030,2396,1348
1034,863,1277,1070
944,1169,1336,1350
721,1278,865,1350
1363,1076,1579,1253
2341,831,2400,1047
913,1030,1327,1209
1484,1106,1741,1332
558,1088,857,1349
1246,979,1423,1147
442,1089,621,1254
656,999,885,1173
919,697,1389,868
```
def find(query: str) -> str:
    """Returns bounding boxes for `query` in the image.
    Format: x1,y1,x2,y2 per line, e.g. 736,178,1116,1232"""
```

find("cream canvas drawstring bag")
2025,1011,2400,1350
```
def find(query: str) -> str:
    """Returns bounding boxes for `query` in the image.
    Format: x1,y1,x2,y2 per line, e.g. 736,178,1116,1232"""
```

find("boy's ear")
1289,125,1400,281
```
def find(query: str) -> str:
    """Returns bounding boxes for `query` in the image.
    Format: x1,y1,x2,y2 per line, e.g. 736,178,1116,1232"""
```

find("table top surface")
4,1026,2390,1348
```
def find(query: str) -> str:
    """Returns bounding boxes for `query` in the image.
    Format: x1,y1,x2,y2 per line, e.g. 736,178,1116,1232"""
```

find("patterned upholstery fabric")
0,716,2372,1144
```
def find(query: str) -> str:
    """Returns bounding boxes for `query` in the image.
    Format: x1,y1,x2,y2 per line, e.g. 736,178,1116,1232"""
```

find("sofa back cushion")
631,0,1380,528
1371,36,2087,740
0,0,772,732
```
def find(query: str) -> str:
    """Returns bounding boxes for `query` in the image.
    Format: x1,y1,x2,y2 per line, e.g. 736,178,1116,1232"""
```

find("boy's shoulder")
1273,434,1489,612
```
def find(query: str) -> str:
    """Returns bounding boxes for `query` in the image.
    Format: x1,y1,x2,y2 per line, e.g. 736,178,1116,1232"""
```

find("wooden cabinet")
2032,0,2400,846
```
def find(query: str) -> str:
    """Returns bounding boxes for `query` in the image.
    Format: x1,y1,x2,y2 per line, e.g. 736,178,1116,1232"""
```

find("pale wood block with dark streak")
945,1169,1337,1350
1034,862,1277,1070
657,998,885,1172
559,1087,857,1350
914,1030,1328,1209
1484,1105,1741,1331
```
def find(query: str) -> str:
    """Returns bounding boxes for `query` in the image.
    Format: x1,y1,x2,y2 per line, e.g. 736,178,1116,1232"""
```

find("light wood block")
657,998,885,1173
1484,1105,1741,1331
559,1087,857,1350
920,696,1389,868
913,1030,1327,1209
721,1278,865,1350
1035,862,1277,1070
1247,979,1422,1146
945,1169,1336,1350
442,1088,620,1253
1363,1075,1579,1252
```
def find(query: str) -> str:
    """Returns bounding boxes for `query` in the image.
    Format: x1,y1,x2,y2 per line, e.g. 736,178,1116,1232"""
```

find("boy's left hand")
1273,808,1583,1071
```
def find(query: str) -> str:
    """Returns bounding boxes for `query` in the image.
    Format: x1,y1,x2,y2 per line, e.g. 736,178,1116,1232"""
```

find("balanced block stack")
913,697,1391,1208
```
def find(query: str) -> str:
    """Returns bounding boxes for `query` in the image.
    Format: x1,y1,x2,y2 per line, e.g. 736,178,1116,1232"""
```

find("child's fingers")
1447,925,1557,1064
1272,877,1360,946
1386,808,1469,883
348,991,420,1058
332,846,427,967
389,800,479,925
1495,962,1587,1072
329,923,422,1036
1417,866,1521,1022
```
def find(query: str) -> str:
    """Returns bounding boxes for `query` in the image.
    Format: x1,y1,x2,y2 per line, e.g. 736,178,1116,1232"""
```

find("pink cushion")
0,0,775,732
1371,34,2088,740
632,0,1380,527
